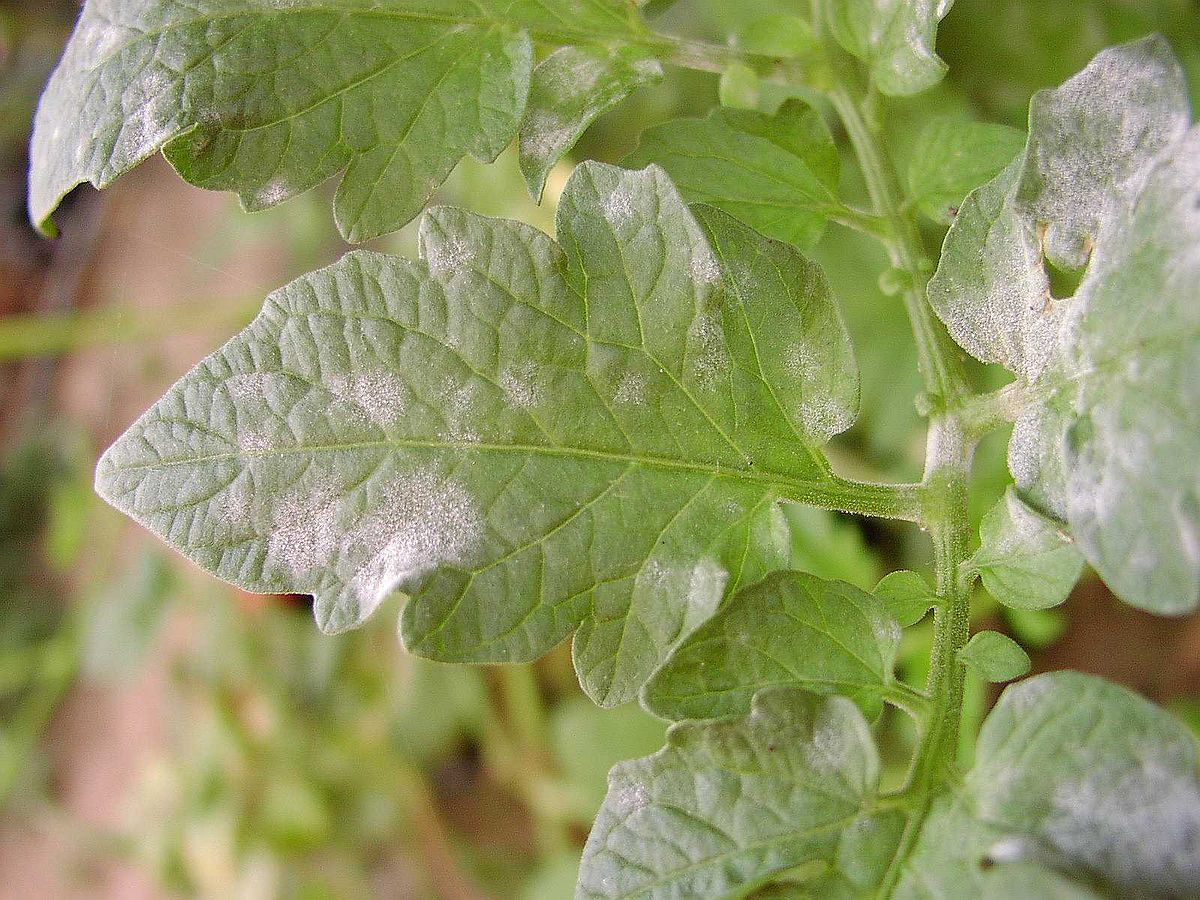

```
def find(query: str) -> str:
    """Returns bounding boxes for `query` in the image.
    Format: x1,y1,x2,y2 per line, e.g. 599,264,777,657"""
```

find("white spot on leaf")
343,472,483,619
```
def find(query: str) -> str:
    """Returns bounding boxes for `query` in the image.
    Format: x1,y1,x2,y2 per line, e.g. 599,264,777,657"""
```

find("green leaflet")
929,37,1200,614
28,0,646,242
894,672,1200,897
904,116,1026,223
642,571,902,722
956,631,1029,682
826,0,956,97
967,487,1083,611
93,163,870,707
624,100,842,250
873,569,936,626
520,45,663,201
577,688,900,899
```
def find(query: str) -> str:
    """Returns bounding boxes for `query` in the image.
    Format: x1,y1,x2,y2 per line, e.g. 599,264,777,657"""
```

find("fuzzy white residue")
608,780,651,816
225,372,283,401
601,186,636,225
500,360,542,410
427,236,470,276
613,372,648,406
328,371,407,425
804,704,852,774
689,249,722,286
343,472,483,620
687,314,727,389
1043,759,1200,894
237,432,274,454
266,488,341,577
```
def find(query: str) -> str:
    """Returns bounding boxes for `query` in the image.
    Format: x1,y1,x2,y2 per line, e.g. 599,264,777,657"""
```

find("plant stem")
828,83,976,801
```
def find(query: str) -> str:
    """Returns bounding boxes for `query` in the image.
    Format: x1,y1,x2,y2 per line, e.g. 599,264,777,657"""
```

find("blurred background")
1,1,1199,897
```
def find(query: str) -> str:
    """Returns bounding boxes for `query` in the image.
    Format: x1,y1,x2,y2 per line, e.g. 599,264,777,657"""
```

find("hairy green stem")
828,82,976,806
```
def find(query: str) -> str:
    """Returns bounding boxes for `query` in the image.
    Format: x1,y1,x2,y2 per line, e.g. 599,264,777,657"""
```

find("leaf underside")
581,672,1200,898
28,0,648,241
929,36,1200,614
94,162,859,707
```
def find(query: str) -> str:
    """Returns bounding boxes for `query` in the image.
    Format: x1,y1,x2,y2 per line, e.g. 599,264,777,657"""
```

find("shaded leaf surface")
29,0,645,241
625,101,841,249
94,163,861,707
929,37,1200,613
827,0,956,96
578,688,892,898
642,571,901,721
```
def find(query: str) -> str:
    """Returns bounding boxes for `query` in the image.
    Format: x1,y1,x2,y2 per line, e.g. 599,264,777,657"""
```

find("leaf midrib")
104,433,830,492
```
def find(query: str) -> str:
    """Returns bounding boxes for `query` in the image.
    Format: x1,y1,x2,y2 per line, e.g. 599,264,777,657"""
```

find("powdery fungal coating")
783,344,820,380
328,371,407,425
612,372,647,406
426,236,470,276
344,472,483,620
805,705,852,773
225,372,286,402
214,482,253,528
601,186,635,224
607,780,651,816
253,178,292,208
267,489,341,577
237,432,274,454
687,314,727,388
689,249,722,285
1043,760,1200,894
797,396,853,444
500,360,542,409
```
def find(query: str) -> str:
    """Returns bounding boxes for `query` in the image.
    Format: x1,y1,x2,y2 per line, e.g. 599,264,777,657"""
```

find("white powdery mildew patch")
608,780,651,817
237,432,274,454
602,186,636,225
689,249,722,286
253,178,293,208
685,559,726,621
870,613,902,652
804,706,852,774
266,488,341,577
500,360,542,410
427,236,470,276
437,377,482,444
328,371,407,425
688,315,728,389
986,836,1036,864
213,482,254,529
613,372,648,406
783,344,820,381
343,472,483,620
1004,675,1055,713
796,396,852,443
225,372,283,401
1043,759,1200,893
